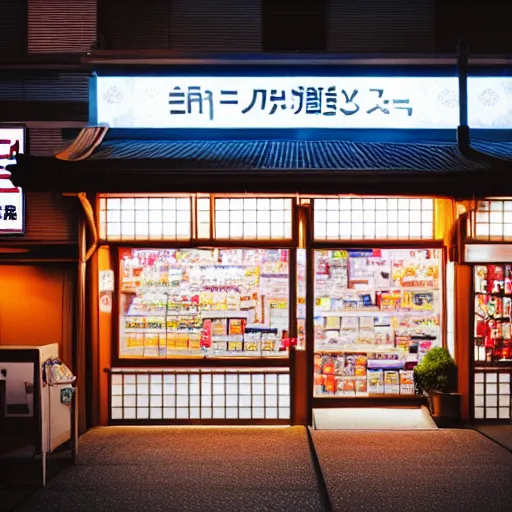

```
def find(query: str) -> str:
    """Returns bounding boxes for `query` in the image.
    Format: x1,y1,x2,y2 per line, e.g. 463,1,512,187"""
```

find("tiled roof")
472,139,512,160
89,139,487,172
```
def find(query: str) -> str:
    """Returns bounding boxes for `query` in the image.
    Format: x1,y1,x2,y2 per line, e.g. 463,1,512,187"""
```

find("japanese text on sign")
97,76,461,129
96,76,512,130
0,128,24,234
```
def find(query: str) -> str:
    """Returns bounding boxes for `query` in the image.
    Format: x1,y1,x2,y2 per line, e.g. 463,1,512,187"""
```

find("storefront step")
312,406,437,430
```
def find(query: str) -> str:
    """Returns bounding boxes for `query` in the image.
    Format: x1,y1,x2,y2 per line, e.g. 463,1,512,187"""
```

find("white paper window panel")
486,384,498,394
474,396,485,407
500,373,511,382
499,395,510,407
314,197,435,240
111,371,290,420
137,408,149,419
499,383,510,394
101,196,192,241
123,408,136,419
112,408,123,419
150,408,163,419
474,373,485,383
474,407,485,419
486,373,498,383
486,408,498,419
499,408,511,419
486,396,498,407
472,200,512,241
475,383,485,395
214,198,293,240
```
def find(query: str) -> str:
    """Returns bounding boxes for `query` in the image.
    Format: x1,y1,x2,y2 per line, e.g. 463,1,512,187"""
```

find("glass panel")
118,248,290,359
313,248,443,397
473,265,512,363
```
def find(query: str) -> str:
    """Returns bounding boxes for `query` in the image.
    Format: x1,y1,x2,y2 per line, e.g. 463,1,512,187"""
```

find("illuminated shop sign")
0,128,24,234
96,76,512,129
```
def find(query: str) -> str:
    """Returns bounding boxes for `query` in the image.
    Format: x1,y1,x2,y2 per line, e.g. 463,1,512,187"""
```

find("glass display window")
473,264,512,364
118,248,290,359
313,248,443,397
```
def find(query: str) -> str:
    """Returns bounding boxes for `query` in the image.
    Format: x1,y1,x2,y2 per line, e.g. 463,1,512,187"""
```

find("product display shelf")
317,309,439,317
315,345,401,352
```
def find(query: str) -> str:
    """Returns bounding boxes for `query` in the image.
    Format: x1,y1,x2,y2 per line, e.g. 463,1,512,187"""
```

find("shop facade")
463,200,512,422
10,58,512,427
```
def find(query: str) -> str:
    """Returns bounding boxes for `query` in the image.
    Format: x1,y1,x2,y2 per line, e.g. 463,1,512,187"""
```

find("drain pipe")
457,40,507,169
457,40,471,158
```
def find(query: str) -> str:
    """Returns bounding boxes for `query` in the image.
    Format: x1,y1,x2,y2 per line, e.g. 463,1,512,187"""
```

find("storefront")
10,60,512,427
464,199,512,422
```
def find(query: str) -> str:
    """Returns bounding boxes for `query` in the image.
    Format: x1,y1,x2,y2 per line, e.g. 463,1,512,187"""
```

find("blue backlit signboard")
95,76,512,130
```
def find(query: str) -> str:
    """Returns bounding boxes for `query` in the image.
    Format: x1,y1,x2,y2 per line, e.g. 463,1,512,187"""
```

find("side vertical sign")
0,128,24,235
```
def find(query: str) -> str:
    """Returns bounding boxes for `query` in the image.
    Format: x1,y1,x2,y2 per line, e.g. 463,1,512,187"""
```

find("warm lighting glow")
110,370,290,421
214,197,292,240
313,197,434,240
99,196,193,241
472,199,512,241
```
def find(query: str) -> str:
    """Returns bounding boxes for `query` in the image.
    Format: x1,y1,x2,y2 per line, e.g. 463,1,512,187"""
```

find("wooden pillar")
455,263,472,421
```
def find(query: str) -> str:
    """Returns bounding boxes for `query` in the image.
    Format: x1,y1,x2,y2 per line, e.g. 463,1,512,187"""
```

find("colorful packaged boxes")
384,370,400,394
399,370,415,395
367,369,384,394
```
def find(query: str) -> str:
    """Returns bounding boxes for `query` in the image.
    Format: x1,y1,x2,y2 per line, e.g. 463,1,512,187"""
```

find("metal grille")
28,0,97,53
474,370,511,420
171,0,261,51
327,0,433,53
313,197,435,240
215,198,293,240
471,200,512,241
110,369,291,422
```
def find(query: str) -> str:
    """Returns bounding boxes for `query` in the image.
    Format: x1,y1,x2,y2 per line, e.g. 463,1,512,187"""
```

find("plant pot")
431,391,462,427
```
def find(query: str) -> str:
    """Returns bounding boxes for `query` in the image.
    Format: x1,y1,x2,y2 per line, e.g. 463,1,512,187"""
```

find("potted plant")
413,347,461,426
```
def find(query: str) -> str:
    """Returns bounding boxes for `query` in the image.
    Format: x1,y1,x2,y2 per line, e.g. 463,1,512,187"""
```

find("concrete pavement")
312,429,512,512
4,425,512,512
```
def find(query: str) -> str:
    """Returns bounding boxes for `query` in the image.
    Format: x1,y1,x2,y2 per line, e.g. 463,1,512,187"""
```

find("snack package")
355,378,368,396
400,370,415,395
228,318,245,336
368,369,384,394
384,370,400,394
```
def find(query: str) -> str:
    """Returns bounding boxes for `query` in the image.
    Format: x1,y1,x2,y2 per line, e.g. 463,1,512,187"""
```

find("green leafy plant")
414,347,458,396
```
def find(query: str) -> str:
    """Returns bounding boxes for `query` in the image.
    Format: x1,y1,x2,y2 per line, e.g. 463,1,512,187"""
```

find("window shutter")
0,0,26,57
171,0,261,51
98,0,171,50
328,0,433,53
28,0,97,53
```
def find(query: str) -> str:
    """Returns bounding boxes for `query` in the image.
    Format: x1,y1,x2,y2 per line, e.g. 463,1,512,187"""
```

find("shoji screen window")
313,197,434,240
471,200,512,241
98,196,193,241
214,198,293,240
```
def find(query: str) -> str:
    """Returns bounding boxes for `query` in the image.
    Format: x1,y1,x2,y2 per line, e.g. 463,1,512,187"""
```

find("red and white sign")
0,128,24,234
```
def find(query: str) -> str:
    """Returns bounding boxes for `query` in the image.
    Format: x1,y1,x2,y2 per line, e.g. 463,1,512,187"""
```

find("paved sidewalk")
312,429,512,512
474,424,512,452
5,426,512,512
14,427,322,512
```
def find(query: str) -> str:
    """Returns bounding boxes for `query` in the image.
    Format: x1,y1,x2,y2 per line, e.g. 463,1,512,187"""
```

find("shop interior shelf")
317,310,438,317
